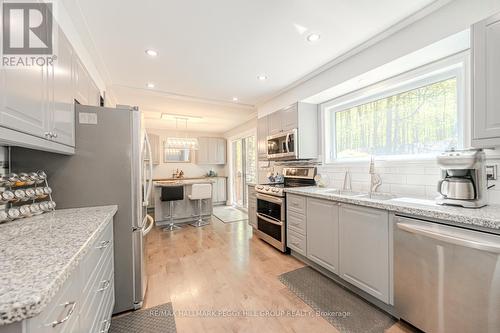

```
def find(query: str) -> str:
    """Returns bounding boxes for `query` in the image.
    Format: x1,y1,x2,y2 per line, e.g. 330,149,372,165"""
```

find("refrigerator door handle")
143,132,153,207
142,214,154,236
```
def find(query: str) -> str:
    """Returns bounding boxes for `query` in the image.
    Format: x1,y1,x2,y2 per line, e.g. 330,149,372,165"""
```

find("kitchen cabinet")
74,56,91,105
263,102,318,160
212,177,227,204
248,184,257,228
257,116,268,160
147,133,160,165
268,111,282,135
0,19,103,154
472,12,500,148
196,137,226,164
286,194,307,255
0,217,115,333
281,103,298,131
0,54,49,139
339,204,390,303
50,28,76,147
306,198,339,273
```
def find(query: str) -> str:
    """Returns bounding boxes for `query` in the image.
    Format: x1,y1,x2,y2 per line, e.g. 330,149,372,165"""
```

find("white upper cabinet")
1,56,49,139
268,111,283,135
74,56,90,105
196,137,226,165
472,12,500,148
51,28,75,147
281,103,298,131
257,116,268,160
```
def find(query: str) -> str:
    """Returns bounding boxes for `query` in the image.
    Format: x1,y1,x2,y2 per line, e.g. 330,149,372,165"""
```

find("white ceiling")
62,0,437,132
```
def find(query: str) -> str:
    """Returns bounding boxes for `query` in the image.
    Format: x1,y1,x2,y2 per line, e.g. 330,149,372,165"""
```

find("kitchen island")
154,178,216,226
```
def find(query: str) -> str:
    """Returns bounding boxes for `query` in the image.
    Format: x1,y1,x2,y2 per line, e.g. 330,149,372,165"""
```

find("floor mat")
110,302,176,333
213,206,248,223
279,266,396,333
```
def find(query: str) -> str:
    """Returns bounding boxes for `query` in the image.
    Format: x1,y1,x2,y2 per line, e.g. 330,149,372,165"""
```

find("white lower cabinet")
5,218,115,333
339,204,390,303
306,198,339,274
286,194,392,305
211,177,227,204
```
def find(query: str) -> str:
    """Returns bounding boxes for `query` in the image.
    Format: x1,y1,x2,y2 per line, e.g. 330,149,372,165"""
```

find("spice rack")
0,171,56,223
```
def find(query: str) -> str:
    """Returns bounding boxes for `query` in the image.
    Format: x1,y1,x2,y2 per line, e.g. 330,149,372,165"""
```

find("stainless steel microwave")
267,129,297,160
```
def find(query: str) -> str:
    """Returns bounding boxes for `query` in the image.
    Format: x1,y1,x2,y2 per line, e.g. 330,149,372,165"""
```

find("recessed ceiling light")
146,82,155,88
306,33,321,42
232,97,239,102
145,49,158,57
257,75,268,81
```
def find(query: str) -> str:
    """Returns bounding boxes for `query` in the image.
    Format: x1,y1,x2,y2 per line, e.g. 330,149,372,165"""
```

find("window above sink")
322,53,467,163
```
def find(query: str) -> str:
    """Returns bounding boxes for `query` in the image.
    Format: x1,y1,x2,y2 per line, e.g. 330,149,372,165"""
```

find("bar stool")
160,185,184,231
189,183,212,227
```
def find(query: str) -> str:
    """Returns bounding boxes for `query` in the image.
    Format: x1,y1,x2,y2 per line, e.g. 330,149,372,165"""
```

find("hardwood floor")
143,216,415,333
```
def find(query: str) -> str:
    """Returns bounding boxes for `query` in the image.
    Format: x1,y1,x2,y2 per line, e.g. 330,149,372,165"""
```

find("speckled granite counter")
154,178,216,186
285,187,500,232
0,205,118,326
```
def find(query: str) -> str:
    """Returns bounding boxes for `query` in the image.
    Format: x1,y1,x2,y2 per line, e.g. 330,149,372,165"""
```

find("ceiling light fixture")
306,33,321,42
232,97,239,102
257,75,268,81
161,113,203,120
145,49,158,57
146,82,155,88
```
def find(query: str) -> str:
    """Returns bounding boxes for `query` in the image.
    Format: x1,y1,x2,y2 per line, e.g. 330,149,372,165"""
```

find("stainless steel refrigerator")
11,104,154,314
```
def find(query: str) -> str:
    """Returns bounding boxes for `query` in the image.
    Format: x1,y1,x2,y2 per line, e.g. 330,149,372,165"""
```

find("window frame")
321,52,468,164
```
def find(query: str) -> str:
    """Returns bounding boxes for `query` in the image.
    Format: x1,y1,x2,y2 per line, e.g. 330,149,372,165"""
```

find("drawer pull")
100,319,111,333
97,279,111,292
44,301,76,327
96,240,111,249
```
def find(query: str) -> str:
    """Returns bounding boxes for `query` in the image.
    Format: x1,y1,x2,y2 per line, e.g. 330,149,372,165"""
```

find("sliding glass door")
231,135,256,208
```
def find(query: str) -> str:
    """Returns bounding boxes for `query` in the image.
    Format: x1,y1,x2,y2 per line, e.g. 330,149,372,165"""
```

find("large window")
324,57,465,161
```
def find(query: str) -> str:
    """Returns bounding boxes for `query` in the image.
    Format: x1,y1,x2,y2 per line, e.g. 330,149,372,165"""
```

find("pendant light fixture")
165,116,199,150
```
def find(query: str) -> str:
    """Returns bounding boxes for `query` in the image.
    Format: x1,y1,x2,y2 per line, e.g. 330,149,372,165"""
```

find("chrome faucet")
342,170,352,192
369,156,382,193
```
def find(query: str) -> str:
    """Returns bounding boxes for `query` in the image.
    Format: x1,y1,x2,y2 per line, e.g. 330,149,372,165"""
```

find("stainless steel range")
254,167,316,252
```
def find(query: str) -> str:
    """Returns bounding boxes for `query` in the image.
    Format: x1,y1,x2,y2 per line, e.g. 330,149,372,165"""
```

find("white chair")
189,183,212,227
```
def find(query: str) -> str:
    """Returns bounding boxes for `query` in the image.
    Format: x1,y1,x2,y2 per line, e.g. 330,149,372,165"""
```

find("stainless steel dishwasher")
394,215,500,333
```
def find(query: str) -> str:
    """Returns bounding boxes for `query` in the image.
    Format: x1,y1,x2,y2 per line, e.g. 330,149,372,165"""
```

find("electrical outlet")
486,165,497,181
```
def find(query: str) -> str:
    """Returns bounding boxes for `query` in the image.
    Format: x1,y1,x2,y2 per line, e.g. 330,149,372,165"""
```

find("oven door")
267,129,297,160
256,193,286,252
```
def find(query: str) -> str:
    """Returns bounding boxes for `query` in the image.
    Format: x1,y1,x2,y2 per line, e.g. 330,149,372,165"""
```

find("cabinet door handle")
100,319,111,333
96,240,111,249
44,301,76,327
96,279,111,292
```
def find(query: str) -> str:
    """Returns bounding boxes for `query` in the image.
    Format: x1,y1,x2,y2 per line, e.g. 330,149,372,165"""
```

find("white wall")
257,0,500,116
147,128,226,179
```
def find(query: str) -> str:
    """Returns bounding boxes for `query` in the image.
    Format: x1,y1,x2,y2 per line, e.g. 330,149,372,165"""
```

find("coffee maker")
436,149,487,208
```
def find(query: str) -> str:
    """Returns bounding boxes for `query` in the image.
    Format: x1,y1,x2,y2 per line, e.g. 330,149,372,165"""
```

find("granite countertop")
285,187,500,232
154,178,216,186
0,205,118,326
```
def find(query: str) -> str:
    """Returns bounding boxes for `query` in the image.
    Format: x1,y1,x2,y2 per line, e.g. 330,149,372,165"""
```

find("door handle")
44,301,76,327
397,222,500,253
257,213,283,226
